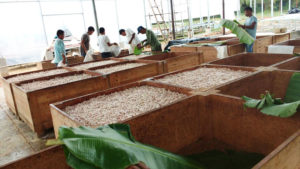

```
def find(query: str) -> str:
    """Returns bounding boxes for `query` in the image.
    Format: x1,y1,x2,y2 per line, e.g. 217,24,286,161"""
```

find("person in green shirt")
137,26,162,52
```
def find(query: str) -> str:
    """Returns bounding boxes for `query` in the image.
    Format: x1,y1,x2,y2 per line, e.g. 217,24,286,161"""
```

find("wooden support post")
222,0,225,35
92,0,99,35
170,0,176,40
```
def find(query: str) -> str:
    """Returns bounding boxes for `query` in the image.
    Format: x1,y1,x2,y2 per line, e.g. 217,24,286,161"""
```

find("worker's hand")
137,44,142,49
114,43,118,46
238,24,245,29
125,162,150,169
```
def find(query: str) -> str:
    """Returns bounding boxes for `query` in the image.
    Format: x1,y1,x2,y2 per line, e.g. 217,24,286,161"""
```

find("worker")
137,26,162,52
97,27,118,58
53,29,66,66
119,28,141,53
238,7,257,53
42,28,78,61
80,26,95,57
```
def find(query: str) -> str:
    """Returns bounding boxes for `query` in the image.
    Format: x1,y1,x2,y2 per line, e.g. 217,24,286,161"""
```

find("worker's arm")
140,31,151,48
105,36,118,46
239,22,256,29
107,42,118,46
244,21,256,29
62,53,66,64
61,42,66,64
129,33,135,44
81,40,87,53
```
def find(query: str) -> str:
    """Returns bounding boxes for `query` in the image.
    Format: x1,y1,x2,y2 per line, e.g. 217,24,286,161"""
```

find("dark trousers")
101,52,113,58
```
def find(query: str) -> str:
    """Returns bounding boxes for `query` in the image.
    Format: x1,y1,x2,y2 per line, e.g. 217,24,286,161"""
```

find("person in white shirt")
97,27,118,58
119,28,141,53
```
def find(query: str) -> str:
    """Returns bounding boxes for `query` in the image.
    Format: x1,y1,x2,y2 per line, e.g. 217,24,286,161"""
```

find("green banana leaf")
260,101,300,118
284,72,300,103
233,20,241,25
242,96,260,108
220,19,255,45
48,124,204,169
293,53,300,57
242,91,299,118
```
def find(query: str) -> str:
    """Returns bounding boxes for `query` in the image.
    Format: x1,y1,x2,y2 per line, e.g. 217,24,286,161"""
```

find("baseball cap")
137,26,145,34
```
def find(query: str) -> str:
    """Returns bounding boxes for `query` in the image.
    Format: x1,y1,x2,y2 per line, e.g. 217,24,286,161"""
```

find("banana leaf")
260,101,300,118
220,19,255,45
47,124,204,169
242,91,299,118
284,72,300,103
242,96,260,108
233,20,241,25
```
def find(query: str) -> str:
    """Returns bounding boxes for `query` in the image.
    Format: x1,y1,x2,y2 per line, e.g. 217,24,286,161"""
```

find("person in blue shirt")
53,30,66,66
239,7,257,53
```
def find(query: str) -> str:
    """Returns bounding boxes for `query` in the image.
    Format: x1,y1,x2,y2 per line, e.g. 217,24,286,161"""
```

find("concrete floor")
0,86,48,166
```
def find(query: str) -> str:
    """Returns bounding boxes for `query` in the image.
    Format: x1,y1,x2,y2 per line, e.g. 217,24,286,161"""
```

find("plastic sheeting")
164,37,210,51
268,45,295,54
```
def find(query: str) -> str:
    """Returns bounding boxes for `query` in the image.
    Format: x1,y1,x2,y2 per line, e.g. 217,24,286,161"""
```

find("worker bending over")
239,7,257,53
97,27,119,58
53,30,66,66
137,26,162,52
119,28,141,53
80,26,95,57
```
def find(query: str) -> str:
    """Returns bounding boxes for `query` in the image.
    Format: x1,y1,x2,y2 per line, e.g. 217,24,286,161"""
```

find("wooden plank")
66,58,122,71
227,43,245,56
88,60,163,88
276,57,300,71
140,52,204,73
209,53,293,68
273,33,290,44
254,36,274,53
12,71,109,136
208,94,300,155
170,40,244,63
1,76,18,115
36,61,56,70
37,56,85,70
253,130,300,169
0,146,70,169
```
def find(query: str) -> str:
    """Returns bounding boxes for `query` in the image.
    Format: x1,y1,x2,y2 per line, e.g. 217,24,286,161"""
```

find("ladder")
148,0,170,41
